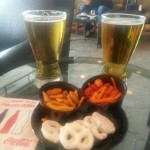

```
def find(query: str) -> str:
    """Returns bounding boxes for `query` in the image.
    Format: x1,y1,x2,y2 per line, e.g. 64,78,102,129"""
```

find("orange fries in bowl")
82,75,127,107
39,82,84,112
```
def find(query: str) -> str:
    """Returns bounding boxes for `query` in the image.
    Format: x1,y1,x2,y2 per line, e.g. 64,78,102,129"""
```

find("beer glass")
23,10,66,87
101,13,146,79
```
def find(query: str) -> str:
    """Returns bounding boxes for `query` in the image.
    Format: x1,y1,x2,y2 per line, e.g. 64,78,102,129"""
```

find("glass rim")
102,13,146,20
22,10,66,21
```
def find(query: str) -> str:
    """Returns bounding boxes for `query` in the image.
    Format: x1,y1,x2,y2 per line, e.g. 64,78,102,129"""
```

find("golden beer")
23,10,66,87
101,13,145,79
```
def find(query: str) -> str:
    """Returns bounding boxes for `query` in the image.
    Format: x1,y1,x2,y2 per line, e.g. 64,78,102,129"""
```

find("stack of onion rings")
41,111,116,149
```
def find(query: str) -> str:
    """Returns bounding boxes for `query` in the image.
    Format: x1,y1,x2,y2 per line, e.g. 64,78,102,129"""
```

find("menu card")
0,97,39,150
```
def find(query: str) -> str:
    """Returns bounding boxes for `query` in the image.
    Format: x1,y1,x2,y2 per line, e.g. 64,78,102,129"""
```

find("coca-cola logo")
4,137,32,147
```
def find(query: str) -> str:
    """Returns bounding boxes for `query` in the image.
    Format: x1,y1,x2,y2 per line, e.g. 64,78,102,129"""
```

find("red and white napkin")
0,97,39,150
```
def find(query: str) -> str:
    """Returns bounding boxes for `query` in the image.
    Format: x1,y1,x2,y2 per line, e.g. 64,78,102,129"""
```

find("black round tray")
32,103,128,150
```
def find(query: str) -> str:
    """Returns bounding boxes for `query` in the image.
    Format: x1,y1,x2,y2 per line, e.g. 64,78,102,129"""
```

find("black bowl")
38,81,83,112
82,74,127,107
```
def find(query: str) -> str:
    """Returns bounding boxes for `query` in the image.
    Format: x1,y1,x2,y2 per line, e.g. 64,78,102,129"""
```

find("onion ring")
59,121,94,150
83,116,97,128
41,120,61,143
90,124,107,140
92,112,115,134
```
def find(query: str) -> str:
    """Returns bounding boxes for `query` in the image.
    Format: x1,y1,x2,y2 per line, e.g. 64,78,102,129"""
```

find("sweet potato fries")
83,77,122,105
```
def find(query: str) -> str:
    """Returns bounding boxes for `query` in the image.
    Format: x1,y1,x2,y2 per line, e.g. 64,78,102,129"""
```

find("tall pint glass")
23,10,66,87
101,13,146,79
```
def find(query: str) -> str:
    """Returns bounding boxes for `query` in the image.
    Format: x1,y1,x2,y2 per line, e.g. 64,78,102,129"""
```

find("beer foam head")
23,10,66,22
102,13,146,25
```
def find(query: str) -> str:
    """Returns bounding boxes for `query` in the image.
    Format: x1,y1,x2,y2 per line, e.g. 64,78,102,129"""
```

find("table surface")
0,57,150,150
